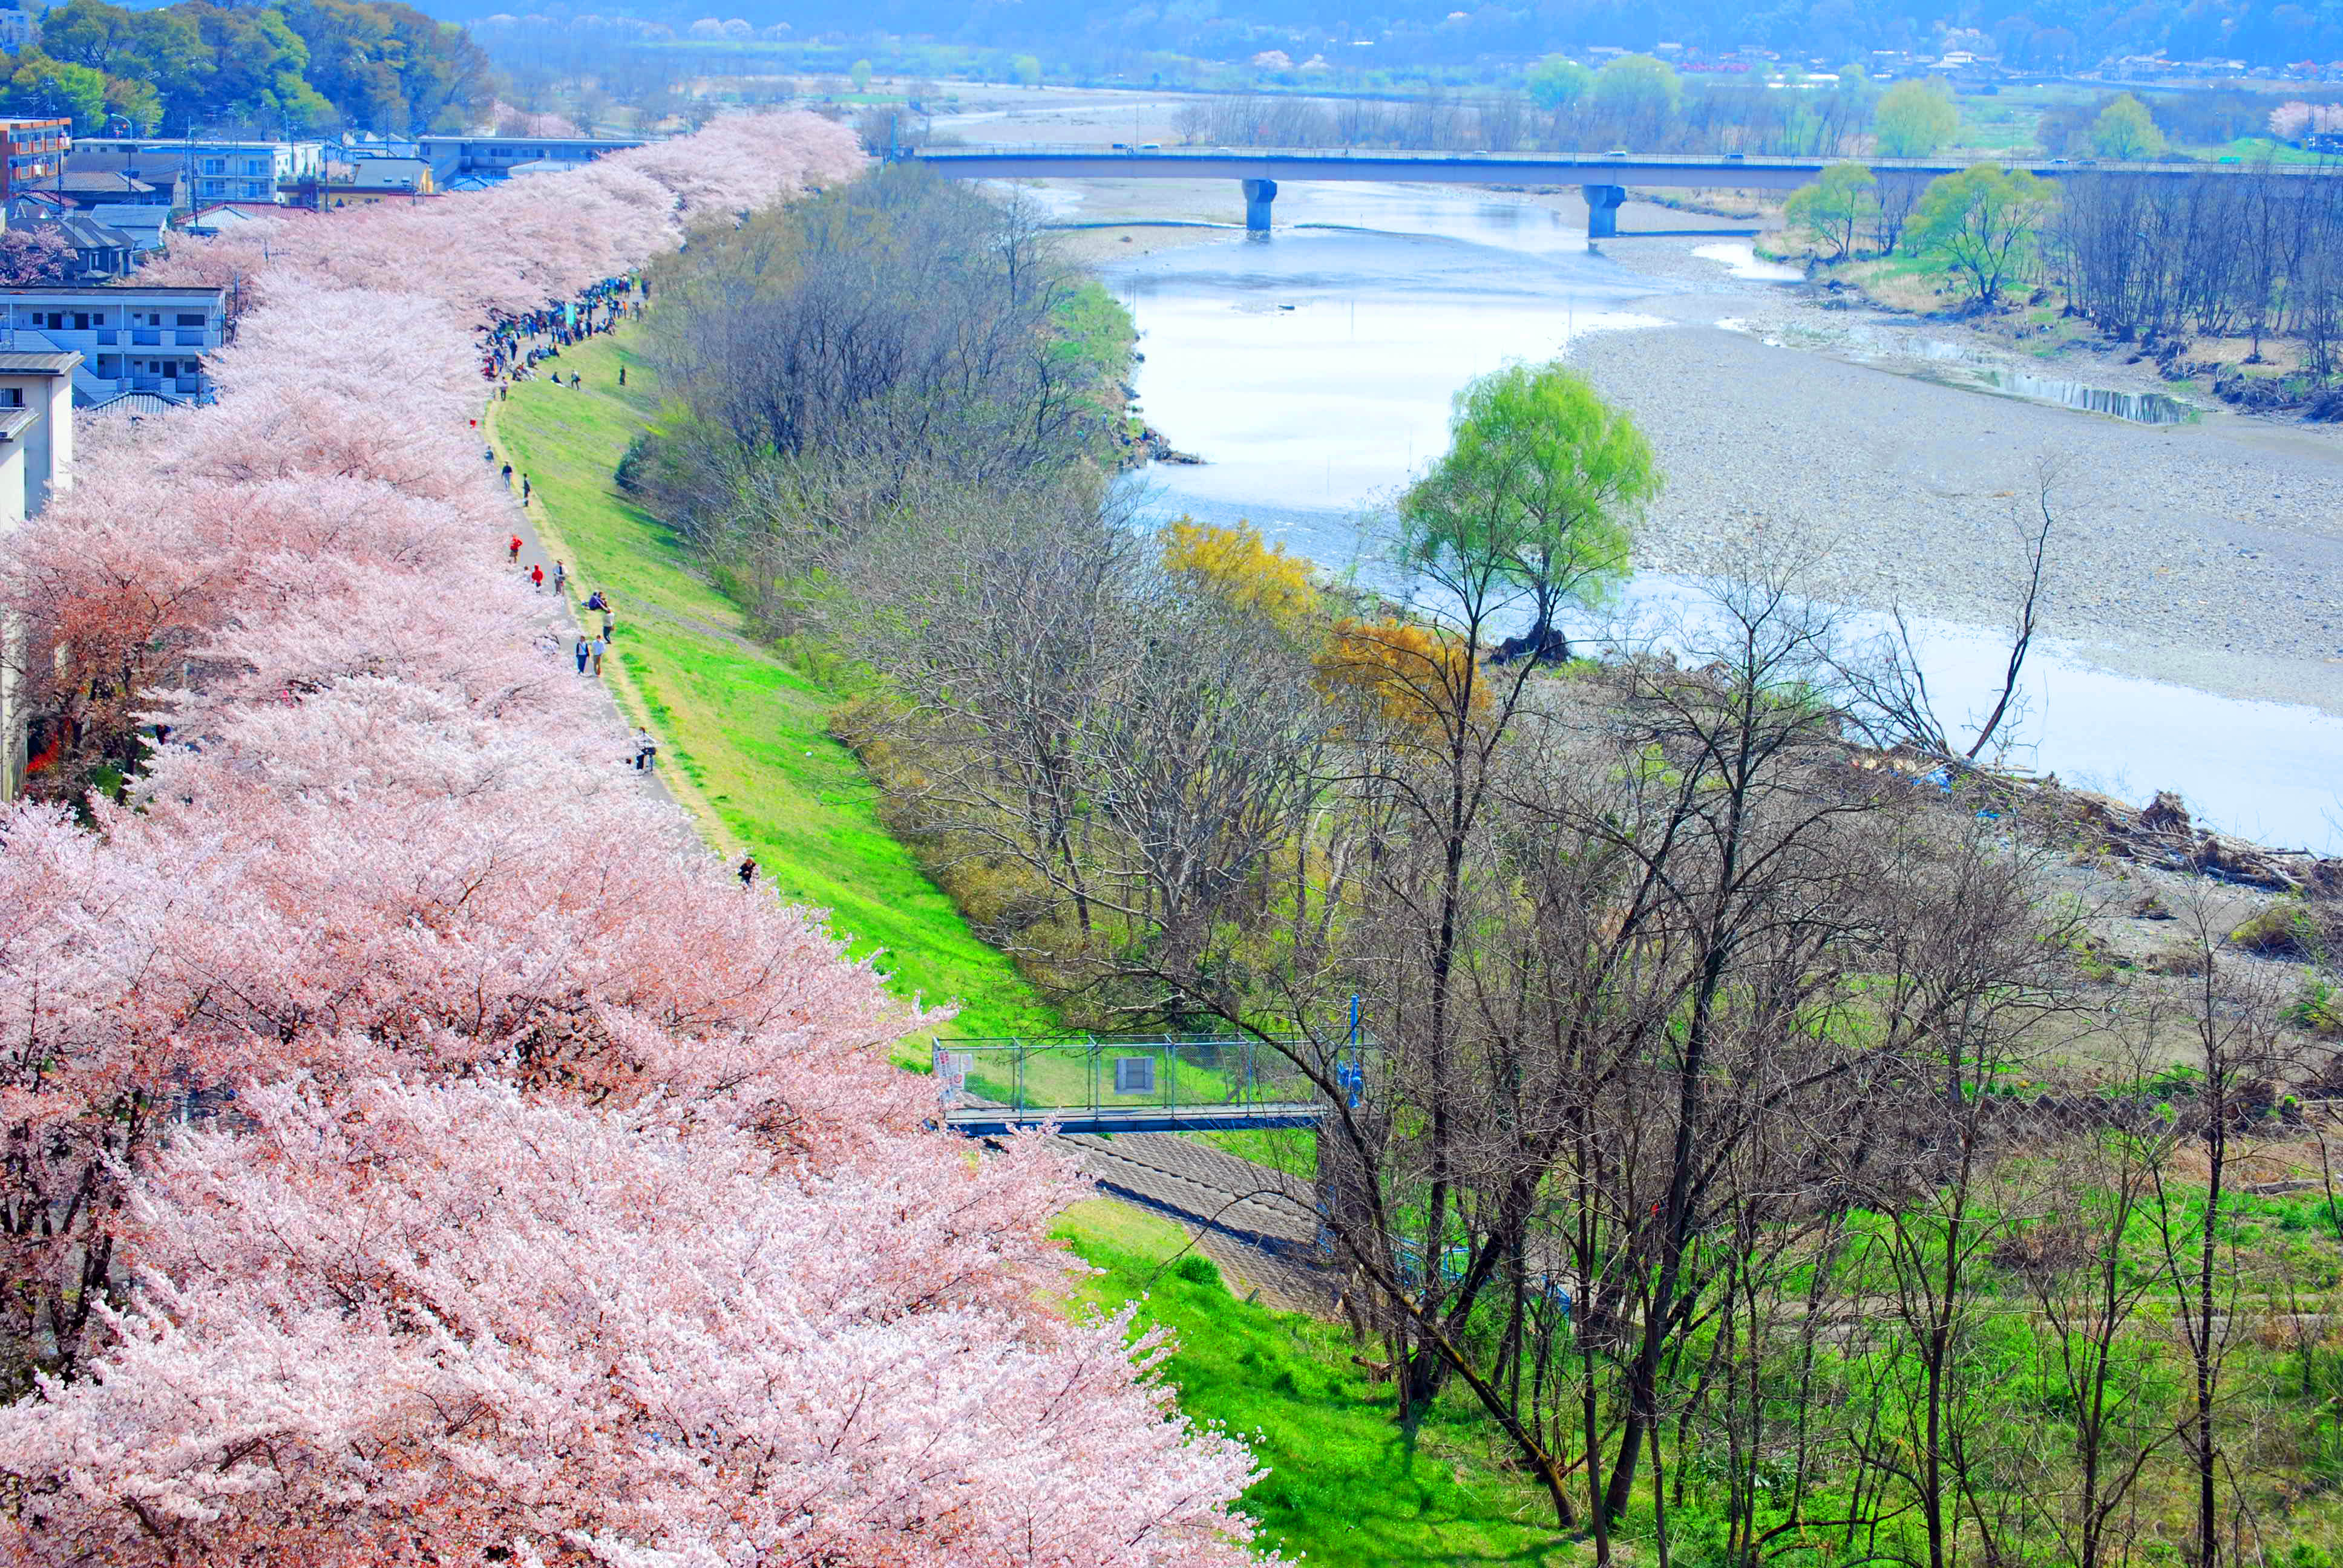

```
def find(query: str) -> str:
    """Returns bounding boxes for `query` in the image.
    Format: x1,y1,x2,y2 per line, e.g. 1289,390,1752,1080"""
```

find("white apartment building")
419,134,643,185
70,138,325,205
0,350,77,799
0,351,76,521
0,284,226,406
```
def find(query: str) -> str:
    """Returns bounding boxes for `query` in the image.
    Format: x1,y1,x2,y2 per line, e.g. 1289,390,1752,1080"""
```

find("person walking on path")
552,561,566,595
500,462,513,486
600,609,615,643
531,563,545,592
589,635,606,675
632,728,657,771
520,476,531,505
574,635,590,674
738,855,758,889
508,534,522,564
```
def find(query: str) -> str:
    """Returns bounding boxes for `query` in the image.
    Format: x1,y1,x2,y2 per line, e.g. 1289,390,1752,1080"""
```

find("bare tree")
2020,1069,2188,1568
1839,456,2061,768
2145,890,2298,1568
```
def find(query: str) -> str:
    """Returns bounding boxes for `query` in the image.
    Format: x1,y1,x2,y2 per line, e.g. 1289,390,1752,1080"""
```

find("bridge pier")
1242,177,1277,233
1581,183,1626,240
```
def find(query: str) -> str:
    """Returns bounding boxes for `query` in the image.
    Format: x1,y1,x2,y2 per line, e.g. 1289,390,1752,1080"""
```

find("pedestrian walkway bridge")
933,1035,1330,1136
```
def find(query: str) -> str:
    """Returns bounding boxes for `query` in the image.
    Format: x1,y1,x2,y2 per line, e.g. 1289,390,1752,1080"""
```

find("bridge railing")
916,143,2338,177
932,1034,1325,1120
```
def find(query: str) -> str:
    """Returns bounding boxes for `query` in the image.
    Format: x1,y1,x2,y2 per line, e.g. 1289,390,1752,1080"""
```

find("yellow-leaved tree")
1159,518,1320,629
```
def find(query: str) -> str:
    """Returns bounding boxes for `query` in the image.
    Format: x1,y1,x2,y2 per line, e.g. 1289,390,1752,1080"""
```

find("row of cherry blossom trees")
0,113,1265,1566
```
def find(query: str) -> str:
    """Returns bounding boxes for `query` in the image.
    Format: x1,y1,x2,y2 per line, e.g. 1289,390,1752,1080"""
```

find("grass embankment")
493,330,1569,1566
1060,1200,1573,1566
488,335,1051,1048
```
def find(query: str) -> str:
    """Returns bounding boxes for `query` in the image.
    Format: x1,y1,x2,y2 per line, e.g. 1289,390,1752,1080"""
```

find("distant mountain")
428,0,2343,73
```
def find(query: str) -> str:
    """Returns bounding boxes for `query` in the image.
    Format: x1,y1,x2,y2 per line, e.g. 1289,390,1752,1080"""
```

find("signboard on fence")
934,1048,974,1106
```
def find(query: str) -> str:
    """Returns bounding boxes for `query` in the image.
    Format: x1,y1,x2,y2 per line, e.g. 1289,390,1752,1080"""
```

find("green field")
489,335,1054,1050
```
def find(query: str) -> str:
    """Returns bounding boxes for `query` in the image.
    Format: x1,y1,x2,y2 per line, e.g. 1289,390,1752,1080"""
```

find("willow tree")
1786,161,1881,260
1414,361,1657,667
1911,165,2054,306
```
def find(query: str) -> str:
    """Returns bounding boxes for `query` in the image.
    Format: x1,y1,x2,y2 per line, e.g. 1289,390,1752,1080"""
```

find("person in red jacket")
530,563,545,592
508,534,522,564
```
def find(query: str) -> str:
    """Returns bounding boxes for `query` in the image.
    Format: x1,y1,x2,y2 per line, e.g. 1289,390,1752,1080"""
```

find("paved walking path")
477,431,686,822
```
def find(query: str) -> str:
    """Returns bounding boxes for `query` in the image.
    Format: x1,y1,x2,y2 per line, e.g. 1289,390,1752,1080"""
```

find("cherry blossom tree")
0,1080,1260,1567
490,99,585,137
0,112,1268,1564
0,229,74,288
2269,100,2343,140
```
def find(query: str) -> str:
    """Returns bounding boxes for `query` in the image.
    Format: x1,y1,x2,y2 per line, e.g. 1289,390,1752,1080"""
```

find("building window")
0,390,22,408
175,313,203,326
201,158,224,175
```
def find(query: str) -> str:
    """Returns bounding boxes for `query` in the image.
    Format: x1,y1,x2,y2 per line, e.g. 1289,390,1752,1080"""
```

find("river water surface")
1101,183,2343,852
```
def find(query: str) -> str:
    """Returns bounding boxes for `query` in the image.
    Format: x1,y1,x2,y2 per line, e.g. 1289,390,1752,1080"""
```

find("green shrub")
1172,1253,1223,1288
2289,975,2342,1036
2232,903,2322,959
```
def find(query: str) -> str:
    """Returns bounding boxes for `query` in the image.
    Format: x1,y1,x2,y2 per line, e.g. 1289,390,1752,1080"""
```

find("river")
1096,181,2343,854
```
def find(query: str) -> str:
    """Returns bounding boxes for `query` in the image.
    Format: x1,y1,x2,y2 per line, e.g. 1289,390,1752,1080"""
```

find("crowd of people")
480,281,643,764
479,273,644,385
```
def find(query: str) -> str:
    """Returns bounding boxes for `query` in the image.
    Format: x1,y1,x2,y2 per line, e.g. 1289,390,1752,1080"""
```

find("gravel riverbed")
1564,223,2343,716
1001,150,2343,719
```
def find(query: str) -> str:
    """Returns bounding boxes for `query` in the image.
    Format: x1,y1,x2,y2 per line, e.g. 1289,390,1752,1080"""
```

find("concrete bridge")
913,143,2321,236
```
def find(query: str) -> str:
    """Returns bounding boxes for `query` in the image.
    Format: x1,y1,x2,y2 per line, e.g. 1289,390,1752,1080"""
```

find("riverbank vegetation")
1778,157,2343,410
611,159,2343,1566
490,333,1056,1048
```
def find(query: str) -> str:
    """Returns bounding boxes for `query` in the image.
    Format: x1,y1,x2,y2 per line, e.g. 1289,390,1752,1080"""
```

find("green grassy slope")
488,335,1054,1046
1059,1200,1573,1567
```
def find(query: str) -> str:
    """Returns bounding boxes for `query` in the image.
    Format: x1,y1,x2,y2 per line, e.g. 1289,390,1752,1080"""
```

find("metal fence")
932,1034,1329,1134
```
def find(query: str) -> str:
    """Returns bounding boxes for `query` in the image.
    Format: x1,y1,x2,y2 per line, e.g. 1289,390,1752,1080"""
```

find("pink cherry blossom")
0,1078,1262,1567
2269,100,2343,139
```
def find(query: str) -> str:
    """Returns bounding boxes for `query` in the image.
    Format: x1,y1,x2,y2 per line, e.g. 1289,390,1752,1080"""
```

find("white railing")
917,142,2341,177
